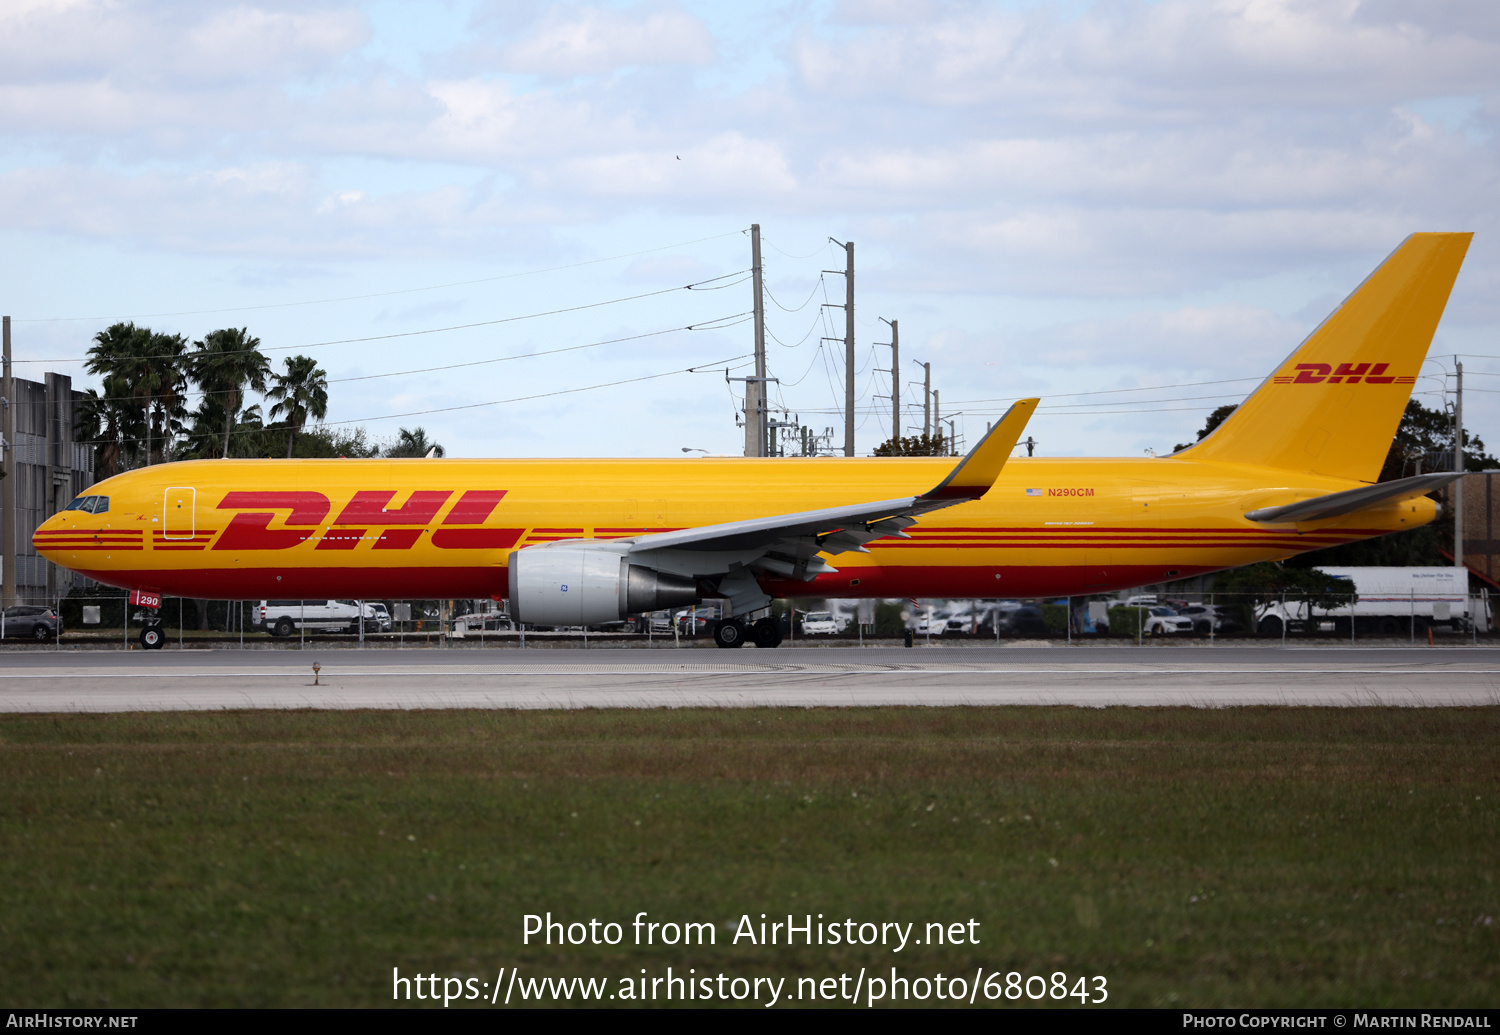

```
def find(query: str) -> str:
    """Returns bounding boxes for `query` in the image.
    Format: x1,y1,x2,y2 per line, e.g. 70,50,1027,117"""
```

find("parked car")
367,603,394,632
451,605,511,632
672,606,722,635
256,600,374,636
1143,606,1194,636
800,611,844,635
1175,604,1238,634
1,605,62,641
994,604,1048,637
914,609,955,635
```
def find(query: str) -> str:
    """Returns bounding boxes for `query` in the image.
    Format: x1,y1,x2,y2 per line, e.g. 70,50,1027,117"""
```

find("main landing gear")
138,624,165,650
712,616,784,649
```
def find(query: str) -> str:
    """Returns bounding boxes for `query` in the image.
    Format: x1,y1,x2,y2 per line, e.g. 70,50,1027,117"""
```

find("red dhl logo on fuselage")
1271,363,1415,385
209,490,521,552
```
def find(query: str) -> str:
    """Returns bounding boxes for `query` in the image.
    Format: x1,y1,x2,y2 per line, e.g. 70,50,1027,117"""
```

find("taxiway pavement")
1,644,1497,710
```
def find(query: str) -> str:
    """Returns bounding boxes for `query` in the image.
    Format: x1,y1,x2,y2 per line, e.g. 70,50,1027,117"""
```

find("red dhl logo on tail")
1271,363,1415,385
210,490,522,552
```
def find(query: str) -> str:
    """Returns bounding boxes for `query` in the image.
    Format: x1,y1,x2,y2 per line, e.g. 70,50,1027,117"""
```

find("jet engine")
507,542,699,626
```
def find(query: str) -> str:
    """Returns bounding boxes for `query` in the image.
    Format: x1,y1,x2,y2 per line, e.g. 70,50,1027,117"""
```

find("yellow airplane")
35,232,1471,649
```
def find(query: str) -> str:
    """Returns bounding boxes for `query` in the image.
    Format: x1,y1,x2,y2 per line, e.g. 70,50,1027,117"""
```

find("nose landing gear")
138,624,165,650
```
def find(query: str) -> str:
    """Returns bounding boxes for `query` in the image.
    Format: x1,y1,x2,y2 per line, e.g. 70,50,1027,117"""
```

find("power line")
761,236,830,260
944,375,1264,405
764,276,824,313
332,316,749,386
774,344,828,389
326,353,756,428
62,317,751,408
13,228,749,324
765,307,825,349
13,272,750,365
1039,390,1251,410
73,353,757,446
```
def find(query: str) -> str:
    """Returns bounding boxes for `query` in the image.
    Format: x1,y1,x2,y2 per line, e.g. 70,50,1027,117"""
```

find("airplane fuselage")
32,455,1433,601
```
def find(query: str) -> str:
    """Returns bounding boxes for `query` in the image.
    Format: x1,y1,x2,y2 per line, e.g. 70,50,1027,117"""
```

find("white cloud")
0,0,1491,300
0,2,368,87
798,0,1500,111
497,4,715,78
554,132,797,200
1,0,1498,461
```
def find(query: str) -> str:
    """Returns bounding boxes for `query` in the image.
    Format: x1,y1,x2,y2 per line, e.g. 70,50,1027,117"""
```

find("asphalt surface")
2,643,1498,710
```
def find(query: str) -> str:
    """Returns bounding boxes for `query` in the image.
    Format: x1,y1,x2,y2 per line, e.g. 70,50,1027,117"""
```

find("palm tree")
384,426,445,458
190,328,270,459
75,386,127,480
84,323,151,466
265,355,329,458
146,332,190,464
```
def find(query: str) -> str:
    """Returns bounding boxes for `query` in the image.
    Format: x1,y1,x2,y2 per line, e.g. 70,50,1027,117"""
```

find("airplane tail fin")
1180,232,1472,482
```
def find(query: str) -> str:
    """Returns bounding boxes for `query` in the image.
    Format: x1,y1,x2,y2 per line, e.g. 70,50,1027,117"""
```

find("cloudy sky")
3,0,1498,460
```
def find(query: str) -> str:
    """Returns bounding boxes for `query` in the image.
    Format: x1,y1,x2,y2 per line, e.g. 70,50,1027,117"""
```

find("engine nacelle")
507,543,699,626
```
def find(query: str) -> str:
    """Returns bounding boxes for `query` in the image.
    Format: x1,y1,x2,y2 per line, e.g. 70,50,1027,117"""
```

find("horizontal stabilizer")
1244,472,1463,524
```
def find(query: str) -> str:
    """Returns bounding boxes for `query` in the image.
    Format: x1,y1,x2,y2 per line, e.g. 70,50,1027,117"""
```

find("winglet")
920,397,1039,502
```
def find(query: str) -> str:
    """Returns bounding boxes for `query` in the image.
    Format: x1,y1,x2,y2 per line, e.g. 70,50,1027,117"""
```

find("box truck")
1255,567,1486,636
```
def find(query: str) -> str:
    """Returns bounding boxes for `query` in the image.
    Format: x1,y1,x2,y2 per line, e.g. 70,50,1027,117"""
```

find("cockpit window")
63,495,109,514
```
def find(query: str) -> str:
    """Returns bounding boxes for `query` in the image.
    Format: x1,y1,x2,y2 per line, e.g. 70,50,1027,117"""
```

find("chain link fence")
2,589,1491,649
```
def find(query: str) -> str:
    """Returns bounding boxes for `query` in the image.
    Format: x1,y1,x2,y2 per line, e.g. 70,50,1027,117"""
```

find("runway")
2,644,1498,710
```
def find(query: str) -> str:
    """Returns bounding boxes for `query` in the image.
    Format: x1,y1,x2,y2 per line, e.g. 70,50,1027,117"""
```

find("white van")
257,600,374,637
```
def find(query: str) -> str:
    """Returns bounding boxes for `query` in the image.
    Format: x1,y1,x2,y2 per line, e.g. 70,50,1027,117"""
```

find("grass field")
1,707,1496,1008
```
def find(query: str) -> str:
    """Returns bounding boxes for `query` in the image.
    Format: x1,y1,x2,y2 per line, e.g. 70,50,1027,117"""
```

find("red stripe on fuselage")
432,528,525,550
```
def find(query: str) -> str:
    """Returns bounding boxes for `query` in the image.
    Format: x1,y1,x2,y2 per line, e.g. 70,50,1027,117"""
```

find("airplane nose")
33,515,59,548
32,512,72,556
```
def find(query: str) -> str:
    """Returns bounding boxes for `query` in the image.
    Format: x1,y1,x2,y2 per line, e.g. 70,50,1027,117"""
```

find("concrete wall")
5,372,94,603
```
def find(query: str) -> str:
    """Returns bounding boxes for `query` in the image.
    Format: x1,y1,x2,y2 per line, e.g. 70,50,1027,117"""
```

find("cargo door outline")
164,487,196,540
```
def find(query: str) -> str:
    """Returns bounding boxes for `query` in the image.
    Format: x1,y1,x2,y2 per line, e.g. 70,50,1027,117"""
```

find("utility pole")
821,238,855,455
842,241,855,456
1,315,12,607
915,361,931,436
878,317,900,445
745,224,767,457
933,389,940,448
1455,356,1465,569
886,319,898,444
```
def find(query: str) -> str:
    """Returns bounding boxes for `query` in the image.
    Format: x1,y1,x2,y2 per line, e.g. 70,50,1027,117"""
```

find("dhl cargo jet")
35,233,1471,648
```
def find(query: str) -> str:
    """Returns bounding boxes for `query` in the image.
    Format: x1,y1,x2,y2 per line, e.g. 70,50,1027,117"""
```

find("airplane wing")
626,398,1038,611
1243,471,1462,524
